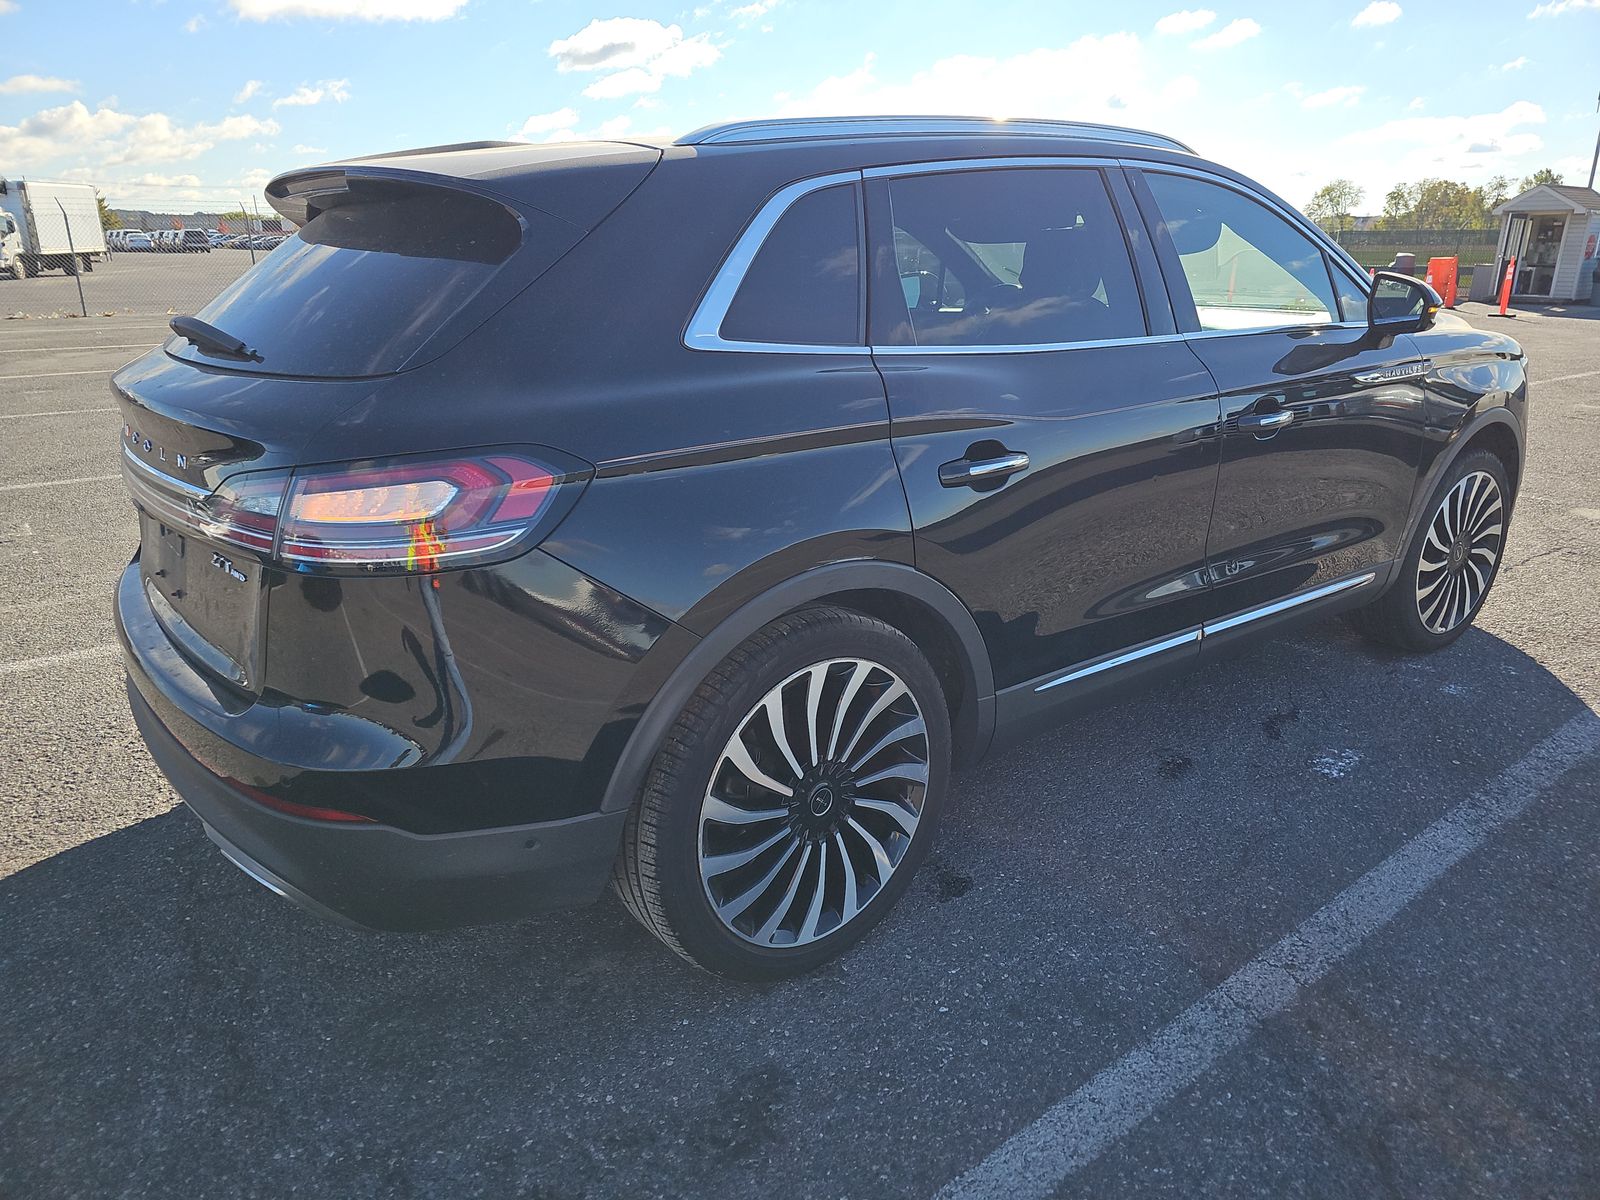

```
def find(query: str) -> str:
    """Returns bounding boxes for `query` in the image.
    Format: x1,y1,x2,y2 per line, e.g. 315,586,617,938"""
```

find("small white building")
1491,183,1600,302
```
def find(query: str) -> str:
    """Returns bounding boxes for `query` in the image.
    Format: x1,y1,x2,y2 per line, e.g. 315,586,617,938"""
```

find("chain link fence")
1,196,288,322
1329,227,1502,290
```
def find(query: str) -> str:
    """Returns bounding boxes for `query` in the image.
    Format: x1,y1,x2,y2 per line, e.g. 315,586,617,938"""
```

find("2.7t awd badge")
210,551,246,583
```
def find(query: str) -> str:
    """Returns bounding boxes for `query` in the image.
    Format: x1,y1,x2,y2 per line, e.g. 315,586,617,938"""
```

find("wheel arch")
599,561,997,814
1403,405,1524,553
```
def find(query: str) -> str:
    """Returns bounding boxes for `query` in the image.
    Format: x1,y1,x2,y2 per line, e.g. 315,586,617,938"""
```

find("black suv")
115,116,1527,979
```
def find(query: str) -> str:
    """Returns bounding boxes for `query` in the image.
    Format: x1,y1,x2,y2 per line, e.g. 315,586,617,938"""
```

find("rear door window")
718,183,862,347
171,178,576,378
879,167,1147,348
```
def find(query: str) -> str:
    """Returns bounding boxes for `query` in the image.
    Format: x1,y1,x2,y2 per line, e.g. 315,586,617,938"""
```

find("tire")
614,606,952,980
81,254,94,273
1347,448,1511,653
9,257,26,280
64,256,77,276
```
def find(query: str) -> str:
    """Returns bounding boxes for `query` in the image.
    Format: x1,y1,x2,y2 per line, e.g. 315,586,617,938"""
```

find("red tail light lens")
278,455,562,570
122,446,586,575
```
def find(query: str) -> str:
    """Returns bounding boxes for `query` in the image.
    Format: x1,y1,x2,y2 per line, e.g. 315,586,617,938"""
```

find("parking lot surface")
2,250,255,319
2,302,1598,1199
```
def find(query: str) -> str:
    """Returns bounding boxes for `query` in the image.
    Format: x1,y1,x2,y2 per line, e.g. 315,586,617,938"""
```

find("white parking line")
0,644,119,676
0,473,119,492
1537,368,1600,386
934,707,1600,1200
0,407,116,420
0,343,157,354
0,369,114,381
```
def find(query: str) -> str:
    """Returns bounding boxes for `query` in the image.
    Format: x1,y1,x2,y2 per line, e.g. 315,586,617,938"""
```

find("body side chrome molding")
1032,570,1379,693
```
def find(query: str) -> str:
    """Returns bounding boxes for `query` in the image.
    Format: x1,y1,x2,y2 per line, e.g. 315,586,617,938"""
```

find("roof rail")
675,116,1194,154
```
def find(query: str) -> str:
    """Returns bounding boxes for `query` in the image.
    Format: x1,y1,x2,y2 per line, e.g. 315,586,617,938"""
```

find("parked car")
123,231,154,251
114,118,1527,979
179,229,212,253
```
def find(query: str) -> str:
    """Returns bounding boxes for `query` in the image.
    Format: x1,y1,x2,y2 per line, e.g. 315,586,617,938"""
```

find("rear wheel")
614,606,951,979
9,256,26,280
1348,448,1511,652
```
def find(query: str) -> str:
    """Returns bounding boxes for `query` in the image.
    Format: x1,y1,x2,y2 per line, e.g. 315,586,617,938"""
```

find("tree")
1376,178,1504,231
1305,179,1365,237
97,193,122,230
1518,167,1563,192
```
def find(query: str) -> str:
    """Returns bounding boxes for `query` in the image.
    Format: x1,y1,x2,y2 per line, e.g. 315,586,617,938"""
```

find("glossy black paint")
111,129,1528,932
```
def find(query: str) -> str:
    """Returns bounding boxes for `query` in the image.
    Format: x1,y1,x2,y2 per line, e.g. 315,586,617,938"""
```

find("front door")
866,163,1222,702
1132,168,1429,624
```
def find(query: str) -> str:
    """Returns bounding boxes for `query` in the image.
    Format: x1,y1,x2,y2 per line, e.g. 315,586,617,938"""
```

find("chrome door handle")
938,451,1030,488
1238,409,1294,434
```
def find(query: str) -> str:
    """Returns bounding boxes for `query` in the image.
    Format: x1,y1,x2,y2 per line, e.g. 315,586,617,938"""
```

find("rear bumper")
116,554,628,932
129,679,625,931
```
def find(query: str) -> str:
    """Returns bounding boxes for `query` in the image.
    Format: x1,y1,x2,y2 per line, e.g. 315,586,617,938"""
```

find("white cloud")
1303,84,1365,108
530,112,673,144
230,0,467,19
291,143,327,155
729,0,780,22
234,80,263,104
1193,17,1260,50
184,13,205,31
1407,96,1425,110
776,38,1200,136
1352,1,1401,27
0,74,77,95
1528,0,1599,14
0,1,17,13
548,18,719,98
272,78,351,107
1499,56,1530,70
516,107,580,137
1155,8,1215,34
1341,100,1546,174
0,100,280,170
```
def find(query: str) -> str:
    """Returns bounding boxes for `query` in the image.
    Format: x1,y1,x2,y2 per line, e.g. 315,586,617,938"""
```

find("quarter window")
1144,172,1339,331
883,168,1146,348
720,183,861,347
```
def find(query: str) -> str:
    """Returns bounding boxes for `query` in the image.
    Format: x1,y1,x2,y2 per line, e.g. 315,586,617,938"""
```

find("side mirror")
1370,270,1441,334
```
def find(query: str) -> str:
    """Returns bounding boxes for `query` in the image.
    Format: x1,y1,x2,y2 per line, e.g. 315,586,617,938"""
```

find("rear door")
1130,167,1428,629
866,161,1222,708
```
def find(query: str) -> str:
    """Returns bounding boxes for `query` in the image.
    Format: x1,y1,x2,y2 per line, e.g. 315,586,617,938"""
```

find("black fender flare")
599,560,996,814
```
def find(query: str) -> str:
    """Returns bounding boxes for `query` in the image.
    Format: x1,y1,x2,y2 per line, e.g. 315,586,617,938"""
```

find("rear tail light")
122,447,588,574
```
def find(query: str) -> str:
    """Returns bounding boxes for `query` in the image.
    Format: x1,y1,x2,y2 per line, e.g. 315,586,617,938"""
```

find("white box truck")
0,178,108,278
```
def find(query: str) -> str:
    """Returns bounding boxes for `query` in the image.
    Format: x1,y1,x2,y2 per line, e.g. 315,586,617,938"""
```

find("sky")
2,0,1598,214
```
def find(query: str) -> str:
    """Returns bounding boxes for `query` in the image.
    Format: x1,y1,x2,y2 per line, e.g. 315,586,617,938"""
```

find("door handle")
1237,409,1294,435
939,451,1030,488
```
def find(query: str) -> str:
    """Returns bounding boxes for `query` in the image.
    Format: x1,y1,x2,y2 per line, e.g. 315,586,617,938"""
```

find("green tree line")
1305,168,1564,234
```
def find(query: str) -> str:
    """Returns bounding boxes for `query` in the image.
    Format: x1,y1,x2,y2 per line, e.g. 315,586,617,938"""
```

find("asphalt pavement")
1,301,1597,1199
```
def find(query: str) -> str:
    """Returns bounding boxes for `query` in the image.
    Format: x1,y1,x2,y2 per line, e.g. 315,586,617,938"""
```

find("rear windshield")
173,179,539,378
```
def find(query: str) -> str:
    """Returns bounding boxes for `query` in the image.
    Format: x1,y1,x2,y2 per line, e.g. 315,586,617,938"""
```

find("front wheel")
1348,448,1511,652
614,607,951,979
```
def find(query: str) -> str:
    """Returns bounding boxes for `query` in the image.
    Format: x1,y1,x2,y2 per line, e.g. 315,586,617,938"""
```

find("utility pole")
1589,89,1600,190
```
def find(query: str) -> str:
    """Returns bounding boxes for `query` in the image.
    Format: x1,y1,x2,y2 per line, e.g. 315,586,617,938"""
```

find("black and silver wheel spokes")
698,658,929,948
1415,470,1503,635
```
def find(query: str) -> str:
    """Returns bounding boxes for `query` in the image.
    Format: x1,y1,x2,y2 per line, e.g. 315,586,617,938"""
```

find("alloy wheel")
698,658,929,948
1415,470,1503,635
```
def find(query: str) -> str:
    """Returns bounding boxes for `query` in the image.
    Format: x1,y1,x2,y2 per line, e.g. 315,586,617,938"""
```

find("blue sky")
3,0,1598,213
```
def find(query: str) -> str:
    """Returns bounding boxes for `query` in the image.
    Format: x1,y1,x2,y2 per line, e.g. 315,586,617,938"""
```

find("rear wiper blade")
169,315,261,362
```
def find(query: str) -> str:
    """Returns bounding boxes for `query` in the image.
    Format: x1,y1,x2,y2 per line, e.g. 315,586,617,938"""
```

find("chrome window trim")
683,169,868,356
683,156,1378,357
1032,570,1378,693
676,117,1194,154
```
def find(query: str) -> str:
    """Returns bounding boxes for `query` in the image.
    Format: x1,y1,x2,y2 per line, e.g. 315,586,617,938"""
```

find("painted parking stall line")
0,343,159,354
934,707,1600,1200
0,369,118,381
0,408,117,420
0,474,120,492
0,645,120,676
